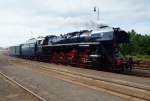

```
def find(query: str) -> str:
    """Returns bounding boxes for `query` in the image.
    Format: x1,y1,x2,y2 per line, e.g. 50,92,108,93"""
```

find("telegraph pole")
93,6,100,21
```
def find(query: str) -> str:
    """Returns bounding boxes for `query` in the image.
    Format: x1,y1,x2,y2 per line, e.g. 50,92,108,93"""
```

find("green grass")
126,54,150,61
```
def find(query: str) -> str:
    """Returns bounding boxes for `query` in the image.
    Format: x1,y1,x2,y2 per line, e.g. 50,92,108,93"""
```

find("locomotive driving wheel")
66,49,77,65
79,49,89,67
58,52,65,64
51,52,59,63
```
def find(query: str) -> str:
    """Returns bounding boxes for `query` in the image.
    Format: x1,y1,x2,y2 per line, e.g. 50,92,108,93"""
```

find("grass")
126,54,150,62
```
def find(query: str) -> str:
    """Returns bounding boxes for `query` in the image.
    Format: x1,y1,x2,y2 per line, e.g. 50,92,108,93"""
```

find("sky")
0,0,150,47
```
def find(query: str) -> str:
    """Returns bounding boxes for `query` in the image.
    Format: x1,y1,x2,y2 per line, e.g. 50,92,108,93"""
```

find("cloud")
0,0,149,47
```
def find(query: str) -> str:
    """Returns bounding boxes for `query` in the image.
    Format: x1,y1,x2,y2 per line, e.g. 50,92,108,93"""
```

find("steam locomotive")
9,27,131,71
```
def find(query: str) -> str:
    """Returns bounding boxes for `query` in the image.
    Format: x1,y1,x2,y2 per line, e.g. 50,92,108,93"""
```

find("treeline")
120,30,150,57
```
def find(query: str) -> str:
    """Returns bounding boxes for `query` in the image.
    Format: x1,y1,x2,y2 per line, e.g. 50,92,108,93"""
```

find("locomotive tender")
9,27,131,71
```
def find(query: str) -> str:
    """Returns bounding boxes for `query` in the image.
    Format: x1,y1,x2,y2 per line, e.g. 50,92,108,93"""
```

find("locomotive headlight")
89,54,101,58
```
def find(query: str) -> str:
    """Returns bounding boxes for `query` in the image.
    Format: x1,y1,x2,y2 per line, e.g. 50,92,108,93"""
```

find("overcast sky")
0,0,150,47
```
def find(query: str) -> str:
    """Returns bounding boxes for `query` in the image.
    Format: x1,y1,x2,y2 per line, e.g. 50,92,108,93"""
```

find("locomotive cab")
113,28,129,43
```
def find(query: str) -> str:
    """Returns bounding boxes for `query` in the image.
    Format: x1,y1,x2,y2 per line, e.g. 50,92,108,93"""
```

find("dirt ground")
0,74,40,101
0,51,150,101
0,52,131,101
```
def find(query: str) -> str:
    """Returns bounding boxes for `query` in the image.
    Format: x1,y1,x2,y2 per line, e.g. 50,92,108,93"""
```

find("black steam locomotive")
9,27,131,71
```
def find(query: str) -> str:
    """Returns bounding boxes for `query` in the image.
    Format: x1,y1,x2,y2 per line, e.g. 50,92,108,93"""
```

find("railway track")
0,71,46,101
10,59,150,101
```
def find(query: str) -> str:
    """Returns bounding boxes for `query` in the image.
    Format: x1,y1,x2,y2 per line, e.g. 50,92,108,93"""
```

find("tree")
120,29,150,56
